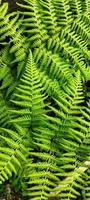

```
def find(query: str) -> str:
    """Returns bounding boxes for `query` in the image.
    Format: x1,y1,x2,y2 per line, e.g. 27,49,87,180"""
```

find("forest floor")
0,182,24,200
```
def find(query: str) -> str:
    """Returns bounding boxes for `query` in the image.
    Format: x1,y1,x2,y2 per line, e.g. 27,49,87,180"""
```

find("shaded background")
2,0,22,12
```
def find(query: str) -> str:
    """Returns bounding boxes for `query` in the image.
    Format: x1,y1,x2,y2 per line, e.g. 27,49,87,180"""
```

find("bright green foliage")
0,0,90,199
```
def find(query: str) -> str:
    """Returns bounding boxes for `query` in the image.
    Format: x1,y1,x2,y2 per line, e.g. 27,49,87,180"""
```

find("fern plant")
0,0,90,199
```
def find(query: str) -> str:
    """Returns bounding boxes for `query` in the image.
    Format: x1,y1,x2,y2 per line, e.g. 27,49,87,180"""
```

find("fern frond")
0,93,10,127
47,71,90,199
34,47,74,89
0,125,27,184
0,4,18,42
0,55,14,93
0,2,8,20
0,2,27,69
46,71,85,160
17,0,48,47
83,0,90,13
10,50,46,128
69,0,82,17
71,15,90,44
39,71,65,100
84,168,90,199
47,37,86,77
39,0,60,36
60,26,89,60
53,0,72,26
50,162,86,199
22,125,60,200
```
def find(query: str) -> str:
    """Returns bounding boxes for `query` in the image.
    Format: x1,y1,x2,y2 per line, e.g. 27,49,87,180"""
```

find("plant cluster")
0,0,90,199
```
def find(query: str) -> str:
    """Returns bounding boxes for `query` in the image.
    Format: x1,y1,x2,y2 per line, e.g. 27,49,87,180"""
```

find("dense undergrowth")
0,0,90,199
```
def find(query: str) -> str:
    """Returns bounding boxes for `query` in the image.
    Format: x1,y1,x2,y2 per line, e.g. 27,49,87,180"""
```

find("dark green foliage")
0,0,90,199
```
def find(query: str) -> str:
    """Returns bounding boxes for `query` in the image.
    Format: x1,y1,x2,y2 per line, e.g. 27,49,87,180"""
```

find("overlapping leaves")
0,0,90,199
